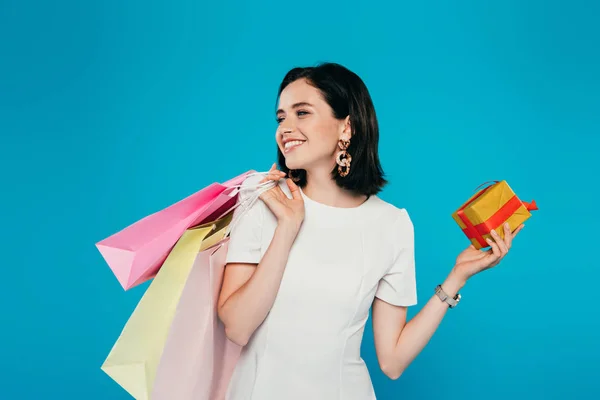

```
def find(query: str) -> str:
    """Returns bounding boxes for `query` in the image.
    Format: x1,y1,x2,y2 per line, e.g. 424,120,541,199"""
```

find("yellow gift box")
452,180,538,249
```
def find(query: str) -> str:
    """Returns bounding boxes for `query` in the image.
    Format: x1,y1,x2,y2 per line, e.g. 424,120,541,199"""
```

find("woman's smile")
283,140,306,154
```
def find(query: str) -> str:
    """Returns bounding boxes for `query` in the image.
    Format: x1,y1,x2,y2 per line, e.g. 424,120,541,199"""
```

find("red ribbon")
522,200,538,211
456,181,537,248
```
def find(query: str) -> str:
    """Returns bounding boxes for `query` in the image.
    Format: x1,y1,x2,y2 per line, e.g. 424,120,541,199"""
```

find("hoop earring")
336,138,352,177
288,169,301,182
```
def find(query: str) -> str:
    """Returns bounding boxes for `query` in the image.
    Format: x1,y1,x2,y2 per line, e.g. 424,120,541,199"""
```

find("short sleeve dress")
224,175,418,400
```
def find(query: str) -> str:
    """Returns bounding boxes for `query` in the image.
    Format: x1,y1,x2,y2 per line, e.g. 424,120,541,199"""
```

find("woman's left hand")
453,222,525,281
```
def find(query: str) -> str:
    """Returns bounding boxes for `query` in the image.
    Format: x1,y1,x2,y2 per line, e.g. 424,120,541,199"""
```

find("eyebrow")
276,102,314,116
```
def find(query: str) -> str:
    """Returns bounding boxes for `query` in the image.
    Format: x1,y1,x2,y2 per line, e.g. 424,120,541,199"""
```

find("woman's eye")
276,110,308,124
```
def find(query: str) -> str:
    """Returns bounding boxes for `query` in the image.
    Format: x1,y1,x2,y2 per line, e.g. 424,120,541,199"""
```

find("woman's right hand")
259,163,305,231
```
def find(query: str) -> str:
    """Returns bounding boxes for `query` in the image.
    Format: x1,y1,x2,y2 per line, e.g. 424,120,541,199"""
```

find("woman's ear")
340,115,352,140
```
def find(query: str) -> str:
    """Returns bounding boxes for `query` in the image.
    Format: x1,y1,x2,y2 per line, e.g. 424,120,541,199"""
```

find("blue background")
1,0,598,399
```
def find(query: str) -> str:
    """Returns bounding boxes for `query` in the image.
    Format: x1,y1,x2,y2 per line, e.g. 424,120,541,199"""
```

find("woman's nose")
279,119,295,133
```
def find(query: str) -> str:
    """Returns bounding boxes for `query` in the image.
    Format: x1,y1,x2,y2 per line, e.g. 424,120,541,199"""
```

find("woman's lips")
283,140,305,154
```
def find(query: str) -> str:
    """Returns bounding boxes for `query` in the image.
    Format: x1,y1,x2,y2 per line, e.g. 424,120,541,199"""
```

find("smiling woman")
216,62,522,400
274,65,388,195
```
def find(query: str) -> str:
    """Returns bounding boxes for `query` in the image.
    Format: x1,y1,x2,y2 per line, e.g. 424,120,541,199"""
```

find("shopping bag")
96,170,252,290
102,171,276,399
101,215,232,400
151,239,240,400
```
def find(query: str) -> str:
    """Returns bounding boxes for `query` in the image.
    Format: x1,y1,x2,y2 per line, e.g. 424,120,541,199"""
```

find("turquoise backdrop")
1,0,598,399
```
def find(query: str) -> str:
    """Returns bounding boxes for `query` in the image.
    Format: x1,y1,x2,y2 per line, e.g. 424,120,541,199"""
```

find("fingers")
286,178,303,200
513,224,525,238
490,228,509,255
260,162,276,181
500,222,524,250
485,236,502,264
485,225,516,268
476,222,524,271
503,222,514,249
259,163,286,183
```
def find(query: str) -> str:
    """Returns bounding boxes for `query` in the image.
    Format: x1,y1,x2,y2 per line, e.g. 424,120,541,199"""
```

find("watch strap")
435,284,461,308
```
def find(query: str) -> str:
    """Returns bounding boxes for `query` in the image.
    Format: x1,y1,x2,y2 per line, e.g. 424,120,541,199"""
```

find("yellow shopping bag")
101,212,233,400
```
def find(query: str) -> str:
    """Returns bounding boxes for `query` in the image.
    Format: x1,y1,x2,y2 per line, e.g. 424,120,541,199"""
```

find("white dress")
224,175,418,400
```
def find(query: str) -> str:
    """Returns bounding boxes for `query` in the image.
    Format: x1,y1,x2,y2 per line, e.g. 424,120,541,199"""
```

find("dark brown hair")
276,62,387,196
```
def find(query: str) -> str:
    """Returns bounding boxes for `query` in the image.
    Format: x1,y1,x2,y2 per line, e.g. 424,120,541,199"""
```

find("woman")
217,63,523,400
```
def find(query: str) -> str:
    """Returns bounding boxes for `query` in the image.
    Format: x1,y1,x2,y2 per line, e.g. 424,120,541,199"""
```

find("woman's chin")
284,158,303,170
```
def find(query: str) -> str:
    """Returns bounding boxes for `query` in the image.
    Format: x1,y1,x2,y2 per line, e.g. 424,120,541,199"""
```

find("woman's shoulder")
368,198,414,253
232,172,270,219
367,197,413,246
369,195,411,224
239,172,266,189
235,172,271,202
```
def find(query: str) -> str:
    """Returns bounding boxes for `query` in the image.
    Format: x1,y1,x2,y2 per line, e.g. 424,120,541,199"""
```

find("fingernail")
486,238,492,243
505,222,510,229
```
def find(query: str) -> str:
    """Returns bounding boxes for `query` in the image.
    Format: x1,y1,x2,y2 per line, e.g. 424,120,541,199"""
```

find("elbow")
218,304,252,347
386,371,402,381
224,326,250,347
384,369,403,381
380,363,403,381
219,310,250,346
217,306,248,346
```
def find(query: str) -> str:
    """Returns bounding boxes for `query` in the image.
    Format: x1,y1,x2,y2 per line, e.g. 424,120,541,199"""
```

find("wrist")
275,221,300,241
442,268,468,297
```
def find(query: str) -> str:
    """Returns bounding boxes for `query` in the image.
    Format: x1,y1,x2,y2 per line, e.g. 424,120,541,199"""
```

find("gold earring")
336,138,352,177
288,169,301,182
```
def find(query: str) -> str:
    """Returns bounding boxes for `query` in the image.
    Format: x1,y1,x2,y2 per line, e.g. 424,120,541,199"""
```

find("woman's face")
276,79,350,171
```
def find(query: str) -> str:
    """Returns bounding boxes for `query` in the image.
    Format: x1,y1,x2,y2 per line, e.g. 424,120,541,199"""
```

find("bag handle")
213,171,278,237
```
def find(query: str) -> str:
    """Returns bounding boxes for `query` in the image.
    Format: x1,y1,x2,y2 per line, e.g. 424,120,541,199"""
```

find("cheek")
299,118,339,146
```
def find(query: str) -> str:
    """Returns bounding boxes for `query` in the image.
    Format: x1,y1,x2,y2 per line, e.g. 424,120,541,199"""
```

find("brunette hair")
276,62,387,196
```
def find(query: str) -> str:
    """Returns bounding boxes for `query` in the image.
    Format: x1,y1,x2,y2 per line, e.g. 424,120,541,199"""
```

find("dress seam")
248,318,271,400
338,229,367,400
250,202,268,400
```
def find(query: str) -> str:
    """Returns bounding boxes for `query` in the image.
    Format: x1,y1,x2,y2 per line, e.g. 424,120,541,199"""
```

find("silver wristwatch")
435,284,461,308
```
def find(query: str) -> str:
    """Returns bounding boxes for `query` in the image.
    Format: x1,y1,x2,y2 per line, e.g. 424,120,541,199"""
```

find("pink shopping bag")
152,239,241,400
96,170,253,290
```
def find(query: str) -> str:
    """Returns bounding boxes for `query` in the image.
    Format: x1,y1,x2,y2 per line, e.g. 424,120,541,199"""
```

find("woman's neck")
302,167,368,209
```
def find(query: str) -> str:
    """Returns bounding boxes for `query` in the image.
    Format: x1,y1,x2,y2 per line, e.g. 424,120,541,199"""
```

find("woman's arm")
218,166,304,347
218,221,299,346
373,223,523,379
372,270,466,379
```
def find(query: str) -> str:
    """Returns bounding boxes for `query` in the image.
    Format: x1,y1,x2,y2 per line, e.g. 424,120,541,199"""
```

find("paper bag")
101,213,232,400
151,239,241,400
96,171,252,290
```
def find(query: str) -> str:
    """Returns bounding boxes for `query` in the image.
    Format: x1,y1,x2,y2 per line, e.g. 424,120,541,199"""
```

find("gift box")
452,180,538,249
